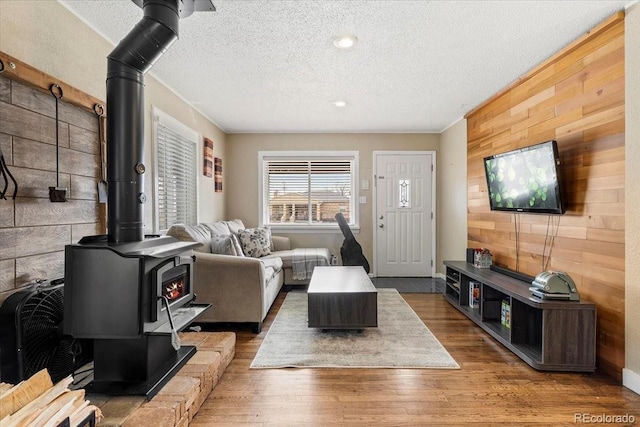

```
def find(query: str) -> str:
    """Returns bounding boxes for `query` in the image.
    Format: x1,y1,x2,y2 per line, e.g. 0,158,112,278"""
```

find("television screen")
483,140,565,214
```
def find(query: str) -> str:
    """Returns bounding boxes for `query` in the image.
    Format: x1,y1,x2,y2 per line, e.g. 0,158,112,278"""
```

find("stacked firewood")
0,369,102,427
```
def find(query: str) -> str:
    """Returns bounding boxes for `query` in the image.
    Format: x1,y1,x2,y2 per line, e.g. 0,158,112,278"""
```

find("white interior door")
374,152,434,277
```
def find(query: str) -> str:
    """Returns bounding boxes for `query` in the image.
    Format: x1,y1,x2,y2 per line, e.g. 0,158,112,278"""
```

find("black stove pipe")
106,0,179,243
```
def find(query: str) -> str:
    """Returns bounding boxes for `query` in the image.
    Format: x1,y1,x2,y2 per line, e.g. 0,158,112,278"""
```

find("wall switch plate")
361,179,370,190
359,196,367,204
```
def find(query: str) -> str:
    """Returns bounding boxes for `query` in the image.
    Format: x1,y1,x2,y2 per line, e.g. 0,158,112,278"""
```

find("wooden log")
0,369,53,419
68,403,102,427
0,374,99,427
0,383,14,396
29,389,84,427
0,375,72,427
66,400,89,425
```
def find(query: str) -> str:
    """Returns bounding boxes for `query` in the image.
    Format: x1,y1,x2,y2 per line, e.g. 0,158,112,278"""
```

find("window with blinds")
153,108,199,232
260,152,358,228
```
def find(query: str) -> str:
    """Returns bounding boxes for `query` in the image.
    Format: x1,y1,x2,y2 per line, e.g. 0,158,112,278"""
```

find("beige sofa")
166,220,330,333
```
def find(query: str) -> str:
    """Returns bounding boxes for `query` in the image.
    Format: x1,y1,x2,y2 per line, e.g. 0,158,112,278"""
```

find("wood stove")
63,0,215,398
64,235,210,397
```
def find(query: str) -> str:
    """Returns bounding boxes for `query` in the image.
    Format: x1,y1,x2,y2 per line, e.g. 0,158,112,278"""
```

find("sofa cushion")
166,224,212,253
210,235,240,256
262,266,277,284
203,221,231,236
262,250,295,268
260,256,283,272
260,257,283,283
224,219,245,235
238,227,272,258
271,235,290,251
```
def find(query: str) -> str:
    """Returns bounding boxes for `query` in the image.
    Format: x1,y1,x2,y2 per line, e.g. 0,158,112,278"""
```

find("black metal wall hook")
0,58,5,74
49,83,66,202
93,103,105,117
0,145,18,200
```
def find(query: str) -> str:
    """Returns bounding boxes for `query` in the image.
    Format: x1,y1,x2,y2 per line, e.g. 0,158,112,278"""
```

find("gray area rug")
250,289,459,369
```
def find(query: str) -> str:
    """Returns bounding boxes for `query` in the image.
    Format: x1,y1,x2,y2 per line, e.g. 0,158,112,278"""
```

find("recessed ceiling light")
333,36,358,49
332,100,347,107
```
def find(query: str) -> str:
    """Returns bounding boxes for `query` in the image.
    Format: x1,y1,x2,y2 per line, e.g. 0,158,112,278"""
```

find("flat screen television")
483,140,565,214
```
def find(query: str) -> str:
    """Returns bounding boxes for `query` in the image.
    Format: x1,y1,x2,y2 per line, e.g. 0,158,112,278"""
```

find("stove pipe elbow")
106,0,179,243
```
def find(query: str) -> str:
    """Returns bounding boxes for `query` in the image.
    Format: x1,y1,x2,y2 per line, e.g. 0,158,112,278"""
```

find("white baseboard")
623,368,640,396
436,272,446,280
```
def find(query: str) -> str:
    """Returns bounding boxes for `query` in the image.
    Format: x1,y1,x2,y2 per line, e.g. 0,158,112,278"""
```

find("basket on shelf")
473,249,492,268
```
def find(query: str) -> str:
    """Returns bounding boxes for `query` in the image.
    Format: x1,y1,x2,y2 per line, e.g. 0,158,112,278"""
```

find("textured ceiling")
59,0,630,133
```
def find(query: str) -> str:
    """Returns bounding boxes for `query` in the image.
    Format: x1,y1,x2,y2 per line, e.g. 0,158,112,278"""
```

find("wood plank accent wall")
0,70,105,302
465,13,625,380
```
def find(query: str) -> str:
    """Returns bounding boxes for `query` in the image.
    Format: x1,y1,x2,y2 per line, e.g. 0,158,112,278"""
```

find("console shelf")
443,261,596,372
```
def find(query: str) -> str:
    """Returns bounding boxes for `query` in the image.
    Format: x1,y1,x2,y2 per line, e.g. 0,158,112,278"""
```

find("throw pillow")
237,227,272,258
229,234,245,257
210,235,238,256
166,224,211,253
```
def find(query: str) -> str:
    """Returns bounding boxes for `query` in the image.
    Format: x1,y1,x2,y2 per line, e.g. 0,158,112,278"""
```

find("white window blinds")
154,109,198,232
261,153,357,227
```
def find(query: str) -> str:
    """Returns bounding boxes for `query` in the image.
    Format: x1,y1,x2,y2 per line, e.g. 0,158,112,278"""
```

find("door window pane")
399,179,411,208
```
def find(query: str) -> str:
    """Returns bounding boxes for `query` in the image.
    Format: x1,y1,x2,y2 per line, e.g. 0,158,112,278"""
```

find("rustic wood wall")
465,13,625,380
0,73,104,301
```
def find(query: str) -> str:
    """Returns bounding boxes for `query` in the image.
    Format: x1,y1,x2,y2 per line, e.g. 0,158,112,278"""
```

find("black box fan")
0,279,92,384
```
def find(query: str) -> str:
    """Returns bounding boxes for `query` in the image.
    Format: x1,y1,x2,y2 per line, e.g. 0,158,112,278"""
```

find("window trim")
152,106,200,234
258,151,360,233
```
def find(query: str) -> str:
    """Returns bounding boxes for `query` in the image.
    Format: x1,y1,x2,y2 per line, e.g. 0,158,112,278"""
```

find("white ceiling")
59,0,630,133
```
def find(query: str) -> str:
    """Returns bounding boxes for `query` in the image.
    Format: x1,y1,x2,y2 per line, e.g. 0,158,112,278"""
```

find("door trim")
372,151,437,278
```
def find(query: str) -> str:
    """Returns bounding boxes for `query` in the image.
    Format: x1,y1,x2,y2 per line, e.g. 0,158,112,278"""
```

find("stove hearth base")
85,342,196,399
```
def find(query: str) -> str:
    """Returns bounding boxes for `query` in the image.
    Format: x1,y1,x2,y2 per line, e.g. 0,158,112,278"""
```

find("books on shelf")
469,282,480,308
501,299,511,329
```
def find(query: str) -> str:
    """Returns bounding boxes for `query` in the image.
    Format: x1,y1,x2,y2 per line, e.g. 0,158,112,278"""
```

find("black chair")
335,213,370,273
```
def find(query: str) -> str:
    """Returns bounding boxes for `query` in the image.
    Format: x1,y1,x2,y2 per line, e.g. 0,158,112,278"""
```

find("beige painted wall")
0,0,225,231
625,2,640,394
226,133,439,270
437,119,468,276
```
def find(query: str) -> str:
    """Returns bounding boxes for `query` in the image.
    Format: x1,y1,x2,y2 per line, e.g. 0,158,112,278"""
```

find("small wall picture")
214,157,222,192
203,138,214,177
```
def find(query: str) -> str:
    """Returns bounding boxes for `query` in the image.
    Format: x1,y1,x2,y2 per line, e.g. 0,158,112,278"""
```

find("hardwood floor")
192,291,640,426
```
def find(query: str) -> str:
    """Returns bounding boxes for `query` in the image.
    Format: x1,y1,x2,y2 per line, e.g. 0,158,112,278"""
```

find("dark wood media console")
443,261,596,372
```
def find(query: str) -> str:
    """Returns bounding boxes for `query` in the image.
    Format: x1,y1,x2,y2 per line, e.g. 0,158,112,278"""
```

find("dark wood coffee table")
307,266,377,329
